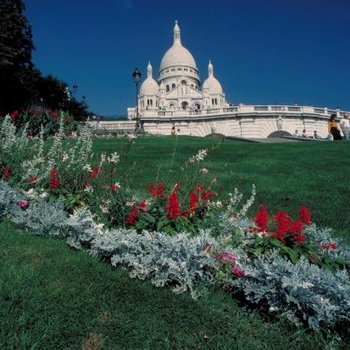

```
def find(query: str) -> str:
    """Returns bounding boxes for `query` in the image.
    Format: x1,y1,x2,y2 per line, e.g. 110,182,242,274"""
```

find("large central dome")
159,21,198,71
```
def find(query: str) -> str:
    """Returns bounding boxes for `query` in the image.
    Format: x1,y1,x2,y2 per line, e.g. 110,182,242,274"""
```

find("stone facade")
128,21,227,119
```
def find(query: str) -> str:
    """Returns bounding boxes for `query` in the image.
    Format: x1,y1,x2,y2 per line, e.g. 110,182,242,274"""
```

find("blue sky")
24,0,350,116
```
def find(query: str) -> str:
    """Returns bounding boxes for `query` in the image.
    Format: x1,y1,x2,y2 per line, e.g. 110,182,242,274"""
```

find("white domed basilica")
128,21,227,119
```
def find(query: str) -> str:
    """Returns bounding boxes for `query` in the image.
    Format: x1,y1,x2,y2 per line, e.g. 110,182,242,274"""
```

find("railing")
135,104,348,120
254,106,269,112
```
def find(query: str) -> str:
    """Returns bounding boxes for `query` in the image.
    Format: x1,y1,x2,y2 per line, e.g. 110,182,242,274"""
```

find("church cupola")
139,61,159,113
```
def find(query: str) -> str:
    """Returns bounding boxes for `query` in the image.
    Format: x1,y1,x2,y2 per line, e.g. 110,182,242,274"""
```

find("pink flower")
231,266,244,278
17,200,29,210
322,242,337,250
215,252,236,263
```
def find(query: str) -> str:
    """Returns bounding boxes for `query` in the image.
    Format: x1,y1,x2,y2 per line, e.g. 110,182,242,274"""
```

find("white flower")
200,167,208,174
188,149,208,163
84,185,94,193
62,152,69,162
83,163,92,172
39,192,48,198
24,188,36,199
99,204,109,213
109,152,120,164
100,153,107,164
215,200,223,208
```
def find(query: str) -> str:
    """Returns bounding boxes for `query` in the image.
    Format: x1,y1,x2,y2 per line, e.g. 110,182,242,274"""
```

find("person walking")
340,114,350,140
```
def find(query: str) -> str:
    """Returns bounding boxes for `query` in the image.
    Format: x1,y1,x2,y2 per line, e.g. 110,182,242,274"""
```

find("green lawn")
0,221,333,349
94,136,350,240
1,136,350,349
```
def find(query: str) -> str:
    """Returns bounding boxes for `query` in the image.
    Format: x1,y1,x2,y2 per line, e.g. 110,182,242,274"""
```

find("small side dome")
202,60,223,94
140,62,159,95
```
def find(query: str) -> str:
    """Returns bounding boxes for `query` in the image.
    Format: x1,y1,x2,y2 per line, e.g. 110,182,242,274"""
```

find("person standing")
340,114,350,140
328,114,342,140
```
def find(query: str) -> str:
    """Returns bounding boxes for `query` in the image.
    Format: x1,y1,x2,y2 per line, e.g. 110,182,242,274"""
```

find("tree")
0,0,36,116
35,74,90,121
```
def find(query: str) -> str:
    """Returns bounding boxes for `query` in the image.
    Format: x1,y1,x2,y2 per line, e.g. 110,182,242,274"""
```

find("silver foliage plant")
0,180,22,220
224,249,350,331
107,229,217,299
11,199,68,236
1,170,350,335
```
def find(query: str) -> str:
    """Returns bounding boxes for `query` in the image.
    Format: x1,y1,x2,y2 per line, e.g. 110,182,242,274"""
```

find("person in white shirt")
340,114,350,140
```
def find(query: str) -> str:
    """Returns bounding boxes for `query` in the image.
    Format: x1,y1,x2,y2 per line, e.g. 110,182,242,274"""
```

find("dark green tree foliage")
35,75,89,121
0,0,36,115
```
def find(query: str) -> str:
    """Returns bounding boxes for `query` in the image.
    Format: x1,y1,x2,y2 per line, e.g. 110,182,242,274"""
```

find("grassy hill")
1,136,349,349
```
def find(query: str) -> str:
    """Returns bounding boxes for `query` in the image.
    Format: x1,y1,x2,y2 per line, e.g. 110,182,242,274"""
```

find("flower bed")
1,115,350,341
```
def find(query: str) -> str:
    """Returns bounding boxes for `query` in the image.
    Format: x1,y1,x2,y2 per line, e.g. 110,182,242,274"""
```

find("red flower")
110,183,119,191
48,109,59,119
148,183,164,197
2,165,11,180
26,176,38,183
49,167,60,189
26,176,38,187
299,205,311,225
254,205,269,232
201,189,216,202
10,110,19,119
291,220,305,243
127,205,139,225
189,191,199,211
166,192,181,219
138,200,147,213
329,242,337,250
88,167,100,180
126,200,147,225
273,210,291,243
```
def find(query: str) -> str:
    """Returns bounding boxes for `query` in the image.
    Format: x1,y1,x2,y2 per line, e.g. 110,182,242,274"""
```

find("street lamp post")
132,67,142,134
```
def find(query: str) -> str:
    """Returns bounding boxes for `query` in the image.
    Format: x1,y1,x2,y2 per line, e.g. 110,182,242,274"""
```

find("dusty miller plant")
221,248,350,333
66,207,105,249
101,229,218,299
11,199,68,236
0,180,21,220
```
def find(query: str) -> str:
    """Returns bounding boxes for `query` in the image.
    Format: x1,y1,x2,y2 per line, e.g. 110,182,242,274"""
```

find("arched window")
181,80,187,85
181,101,188,110
166,85,170,92
172,83,176,89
